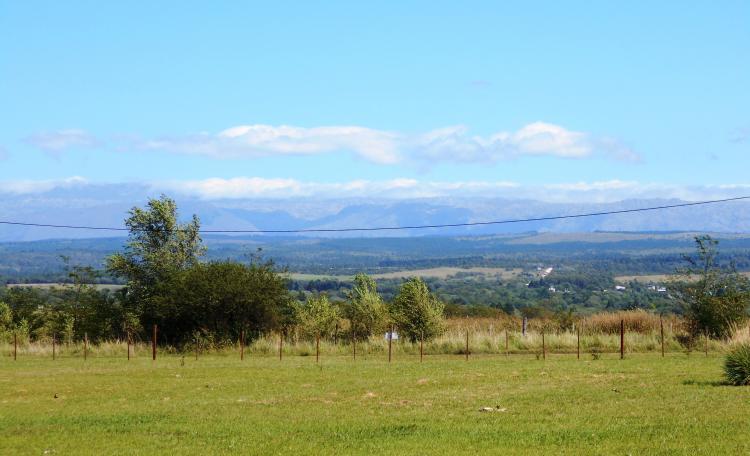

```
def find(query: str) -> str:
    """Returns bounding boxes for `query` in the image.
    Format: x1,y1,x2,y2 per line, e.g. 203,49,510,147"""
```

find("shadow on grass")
682,379,733,387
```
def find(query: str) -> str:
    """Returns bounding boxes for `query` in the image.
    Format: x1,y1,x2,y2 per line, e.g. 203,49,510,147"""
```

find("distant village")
530,265,668,295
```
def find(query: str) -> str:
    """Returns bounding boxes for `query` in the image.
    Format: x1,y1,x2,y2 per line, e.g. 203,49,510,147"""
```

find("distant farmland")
288,267,523,282
615,271,750,283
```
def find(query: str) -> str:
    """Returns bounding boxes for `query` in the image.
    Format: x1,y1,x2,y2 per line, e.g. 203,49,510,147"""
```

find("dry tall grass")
0,327,736,360
581,310,684,334
1,311,742,359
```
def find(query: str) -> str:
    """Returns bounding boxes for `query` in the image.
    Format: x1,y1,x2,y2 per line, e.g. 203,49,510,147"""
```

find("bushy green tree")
295,294,340,339
344,273,388,338
674,235,750,339
389,277,445,342
0,301,11,341
106,195,205,335
0,301,10,327
149,260,291,345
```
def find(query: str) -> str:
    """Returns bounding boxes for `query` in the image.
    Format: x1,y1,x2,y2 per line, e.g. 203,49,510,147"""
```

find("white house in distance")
615,285,626,291
539,267,554,278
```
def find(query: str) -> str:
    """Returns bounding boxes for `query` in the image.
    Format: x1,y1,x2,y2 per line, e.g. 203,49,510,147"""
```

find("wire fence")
4,319,737,362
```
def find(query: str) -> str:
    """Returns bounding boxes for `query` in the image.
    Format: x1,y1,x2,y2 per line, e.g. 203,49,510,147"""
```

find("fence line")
3,327,732,361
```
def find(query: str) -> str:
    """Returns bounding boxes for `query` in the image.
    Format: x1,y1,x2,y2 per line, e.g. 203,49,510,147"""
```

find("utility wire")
0,195,749,234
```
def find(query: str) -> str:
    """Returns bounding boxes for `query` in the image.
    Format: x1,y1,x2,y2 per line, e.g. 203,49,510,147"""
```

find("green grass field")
1,353,748,455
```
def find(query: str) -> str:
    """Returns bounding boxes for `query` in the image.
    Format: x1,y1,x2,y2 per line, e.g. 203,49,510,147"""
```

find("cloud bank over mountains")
0,177,747,203
2,179,750,242
21,122,639,165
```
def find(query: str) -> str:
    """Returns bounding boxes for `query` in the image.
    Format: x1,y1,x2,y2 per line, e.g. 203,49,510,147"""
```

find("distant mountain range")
2,183,750,242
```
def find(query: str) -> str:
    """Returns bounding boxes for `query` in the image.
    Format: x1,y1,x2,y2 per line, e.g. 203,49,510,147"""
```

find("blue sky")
1,1,748,200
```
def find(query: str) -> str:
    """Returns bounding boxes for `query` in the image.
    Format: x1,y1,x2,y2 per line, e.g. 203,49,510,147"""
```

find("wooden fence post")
465,329,469,361
420,330,424,363
13,332,17,361
505,329,509,356
620,319,624,360
352,332,356,361
577,326,580,360
660,316,665,357
127,332,132,361
152,324,157,361
705,331,709,357
52,334,56,360
316,334,320,363
541,330,545,360
240,329,245,360
388,324,394,363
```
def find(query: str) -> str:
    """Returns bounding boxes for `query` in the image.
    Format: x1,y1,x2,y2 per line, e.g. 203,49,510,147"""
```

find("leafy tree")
344,273,388,338
60,255,100,330
295,294,340,339
155,260,292,345
673,235,750,339
0,301,11,341
106,195,205,332
0,301,10,327
389,277,445,342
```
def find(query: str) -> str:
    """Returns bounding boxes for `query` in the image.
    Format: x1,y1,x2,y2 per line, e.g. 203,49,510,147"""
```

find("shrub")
389,277,445,343
675,332,696,353
344,273,388,339
0,301,11,342
294,294,340,339
674,235,750,339
724,344,750,386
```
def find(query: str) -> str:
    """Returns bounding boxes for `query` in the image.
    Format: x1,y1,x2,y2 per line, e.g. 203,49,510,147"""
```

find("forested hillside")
4,231,750,315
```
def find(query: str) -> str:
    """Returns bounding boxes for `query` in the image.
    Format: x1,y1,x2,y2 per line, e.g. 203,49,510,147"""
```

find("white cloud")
411,122,638,163
154,178,750,202
0,176,88,194
2,176,749,203
124,122,639,165
140,125,401,164
24,129,100,152
546,180,640,192
506,122,590,158
156,177,519,199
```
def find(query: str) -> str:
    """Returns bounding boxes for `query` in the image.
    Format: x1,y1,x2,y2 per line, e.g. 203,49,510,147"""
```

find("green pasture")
1,353,748,455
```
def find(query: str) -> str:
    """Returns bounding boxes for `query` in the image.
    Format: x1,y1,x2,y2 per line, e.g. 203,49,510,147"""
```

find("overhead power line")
0,195,749,234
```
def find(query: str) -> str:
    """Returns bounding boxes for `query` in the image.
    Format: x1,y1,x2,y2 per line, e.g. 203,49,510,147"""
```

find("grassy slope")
1,354,748,455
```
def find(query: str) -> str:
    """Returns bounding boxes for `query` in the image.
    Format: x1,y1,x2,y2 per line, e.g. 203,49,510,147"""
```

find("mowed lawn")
1,353,749,455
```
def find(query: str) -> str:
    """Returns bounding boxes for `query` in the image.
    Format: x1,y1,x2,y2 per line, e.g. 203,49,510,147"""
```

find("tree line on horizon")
1,196,748,346
0,196,445,346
